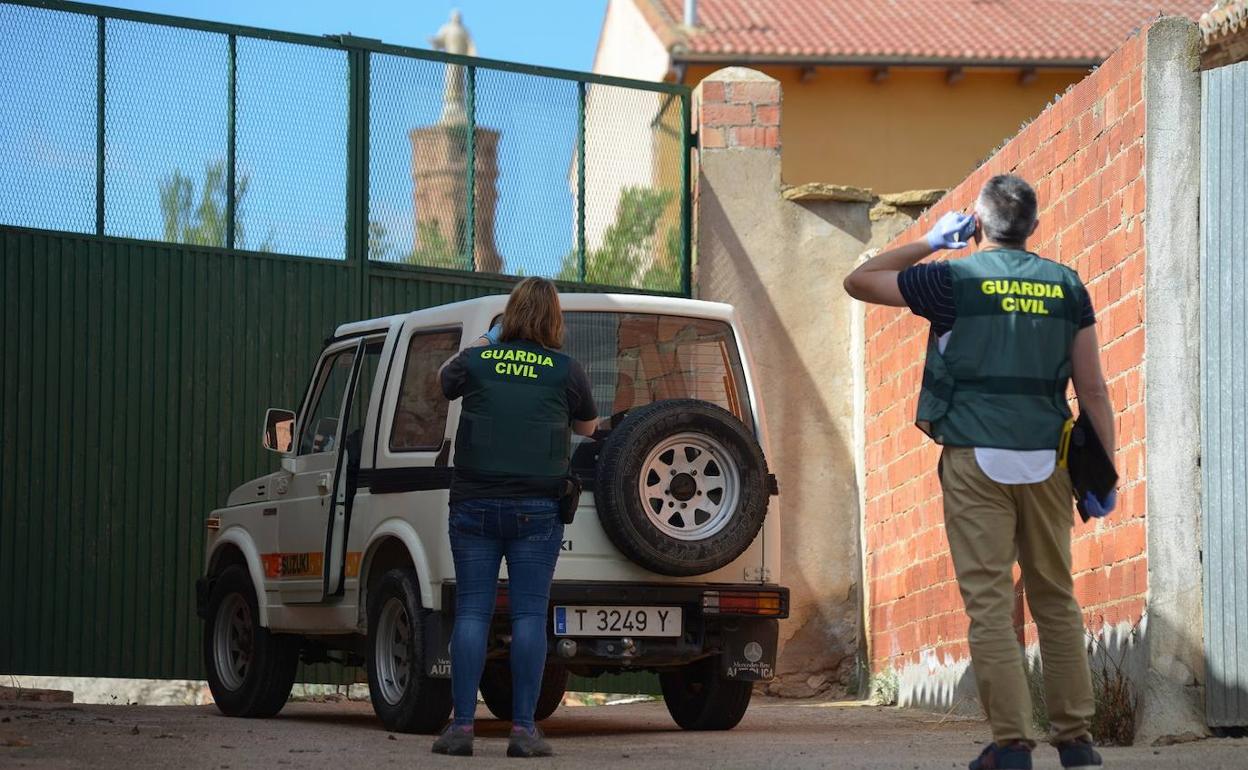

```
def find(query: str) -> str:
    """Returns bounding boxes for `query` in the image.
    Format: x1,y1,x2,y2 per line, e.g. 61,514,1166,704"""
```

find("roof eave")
669,51,1101,69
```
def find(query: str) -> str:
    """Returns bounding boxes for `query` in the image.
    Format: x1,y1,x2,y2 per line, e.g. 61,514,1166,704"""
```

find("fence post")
95,15,105,236
680,90,692,297
226,34,236,250
346,45,371,316
465,65,476,271
577,81,587,282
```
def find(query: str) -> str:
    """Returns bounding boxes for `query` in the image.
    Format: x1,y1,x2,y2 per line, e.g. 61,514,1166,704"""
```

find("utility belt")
558,473,582,525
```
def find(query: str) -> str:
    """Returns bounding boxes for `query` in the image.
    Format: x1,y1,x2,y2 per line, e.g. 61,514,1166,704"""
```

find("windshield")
562,312,754,442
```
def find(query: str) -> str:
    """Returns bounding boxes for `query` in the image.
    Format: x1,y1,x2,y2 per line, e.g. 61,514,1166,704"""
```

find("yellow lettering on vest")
1051,284,1064,299
496,362,539,379
982,280,996,295
1021,282,1034,296
1002,296,1017,312
540,355,554,367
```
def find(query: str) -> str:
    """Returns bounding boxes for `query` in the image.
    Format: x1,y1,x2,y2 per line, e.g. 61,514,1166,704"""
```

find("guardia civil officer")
844,175,1116,770
432,277,597,759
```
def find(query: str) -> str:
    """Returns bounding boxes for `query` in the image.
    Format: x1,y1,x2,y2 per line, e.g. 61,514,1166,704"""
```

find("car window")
390,329,462,452
342,341,384,465
563,312,754,437
298,348,357,456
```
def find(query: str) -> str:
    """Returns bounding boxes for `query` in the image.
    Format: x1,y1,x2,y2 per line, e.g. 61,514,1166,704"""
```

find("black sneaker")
431,724,474,757
969,741,1033,770
1056,736,1103,769
507,725,553,758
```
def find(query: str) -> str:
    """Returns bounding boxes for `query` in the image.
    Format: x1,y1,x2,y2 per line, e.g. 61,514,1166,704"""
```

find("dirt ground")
2,696,1245,769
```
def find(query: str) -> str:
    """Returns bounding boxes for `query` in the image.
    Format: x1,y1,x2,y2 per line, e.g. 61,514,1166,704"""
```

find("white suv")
196,293,787,733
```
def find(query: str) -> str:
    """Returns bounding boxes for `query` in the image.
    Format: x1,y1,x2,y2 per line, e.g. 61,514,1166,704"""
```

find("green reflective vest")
915,249,1087,450
453,341,574,480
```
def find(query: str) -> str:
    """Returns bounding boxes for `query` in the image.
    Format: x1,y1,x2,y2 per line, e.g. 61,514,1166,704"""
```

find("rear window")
563,312,754,435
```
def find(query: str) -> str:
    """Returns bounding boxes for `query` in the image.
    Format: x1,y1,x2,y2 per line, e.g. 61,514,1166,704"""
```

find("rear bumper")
441,580,790,619
429,580,788,681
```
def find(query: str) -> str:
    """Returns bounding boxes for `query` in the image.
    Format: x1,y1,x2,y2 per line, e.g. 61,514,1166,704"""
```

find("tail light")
702,590,784,616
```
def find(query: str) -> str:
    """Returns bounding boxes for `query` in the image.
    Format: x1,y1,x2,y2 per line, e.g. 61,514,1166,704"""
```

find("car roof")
331,293,736,339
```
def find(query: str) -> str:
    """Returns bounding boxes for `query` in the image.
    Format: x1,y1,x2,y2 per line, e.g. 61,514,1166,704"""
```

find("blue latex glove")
1083,489,1117,518
482,323,502,345
925,211,976,251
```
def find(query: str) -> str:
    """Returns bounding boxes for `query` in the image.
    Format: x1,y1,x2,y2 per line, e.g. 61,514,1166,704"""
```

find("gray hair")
974,174,1037,247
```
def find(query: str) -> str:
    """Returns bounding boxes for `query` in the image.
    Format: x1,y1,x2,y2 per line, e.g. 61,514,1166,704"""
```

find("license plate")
554,605,682,637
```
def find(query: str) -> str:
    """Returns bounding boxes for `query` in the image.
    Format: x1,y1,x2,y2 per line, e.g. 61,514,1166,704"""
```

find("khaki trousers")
939,446,1094,745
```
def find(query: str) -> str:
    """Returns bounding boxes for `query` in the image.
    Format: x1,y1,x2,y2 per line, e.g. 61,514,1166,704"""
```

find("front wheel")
479,661,568,722
202,564,299,717
366,568,452,734
659,658,752,731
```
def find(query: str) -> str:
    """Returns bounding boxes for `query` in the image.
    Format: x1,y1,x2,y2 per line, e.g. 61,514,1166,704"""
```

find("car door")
324,338,385,597
274,340,361,604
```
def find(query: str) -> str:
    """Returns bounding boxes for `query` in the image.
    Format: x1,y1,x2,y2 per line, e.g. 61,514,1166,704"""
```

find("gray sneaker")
431,725,474,757
507,726,553,758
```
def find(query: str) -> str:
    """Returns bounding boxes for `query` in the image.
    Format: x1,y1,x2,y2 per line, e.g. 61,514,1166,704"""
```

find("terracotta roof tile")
1203,0,1248,43
648,0,1208,63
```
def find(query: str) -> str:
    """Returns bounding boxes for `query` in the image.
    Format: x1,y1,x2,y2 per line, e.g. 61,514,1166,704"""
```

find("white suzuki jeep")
197,293,787,733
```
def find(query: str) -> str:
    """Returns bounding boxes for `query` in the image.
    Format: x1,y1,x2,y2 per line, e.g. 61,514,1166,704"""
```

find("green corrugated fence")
0,0,686,698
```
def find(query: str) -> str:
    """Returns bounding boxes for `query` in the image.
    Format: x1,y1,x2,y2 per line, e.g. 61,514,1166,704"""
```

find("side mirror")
263,408,296,454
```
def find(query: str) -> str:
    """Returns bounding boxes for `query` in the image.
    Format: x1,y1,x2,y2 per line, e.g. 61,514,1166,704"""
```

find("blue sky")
0,0,615,274
98,1,608,72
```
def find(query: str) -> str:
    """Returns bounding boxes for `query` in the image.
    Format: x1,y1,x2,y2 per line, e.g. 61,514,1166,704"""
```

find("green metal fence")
0,0,686,696
0,0,692,291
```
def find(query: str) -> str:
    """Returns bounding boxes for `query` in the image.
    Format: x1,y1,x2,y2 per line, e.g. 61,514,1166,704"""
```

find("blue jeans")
448,497,564,730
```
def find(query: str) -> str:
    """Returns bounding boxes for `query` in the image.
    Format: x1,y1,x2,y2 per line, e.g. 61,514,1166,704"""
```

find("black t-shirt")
898,261,1096,336
440,344,597,501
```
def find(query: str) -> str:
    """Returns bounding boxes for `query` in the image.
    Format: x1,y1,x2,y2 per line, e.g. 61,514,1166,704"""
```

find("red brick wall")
864,32,1149,672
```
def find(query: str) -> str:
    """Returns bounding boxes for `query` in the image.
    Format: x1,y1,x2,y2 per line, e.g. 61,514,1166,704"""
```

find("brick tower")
410,11,502,274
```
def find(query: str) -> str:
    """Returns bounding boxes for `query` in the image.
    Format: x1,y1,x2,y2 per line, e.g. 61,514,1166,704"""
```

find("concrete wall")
1139,16,1204,739
858,18,1205,738
693,67,927,696
685,63,1088,192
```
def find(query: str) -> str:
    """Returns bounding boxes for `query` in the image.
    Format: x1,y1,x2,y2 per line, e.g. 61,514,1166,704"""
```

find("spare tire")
594,399,769,576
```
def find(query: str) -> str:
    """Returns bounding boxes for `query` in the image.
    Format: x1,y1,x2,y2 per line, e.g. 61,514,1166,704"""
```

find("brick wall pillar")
697,73,781,152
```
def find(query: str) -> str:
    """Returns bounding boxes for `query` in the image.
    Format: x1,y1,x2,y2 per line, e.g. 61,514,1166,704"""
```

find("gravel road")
2,696,1245,769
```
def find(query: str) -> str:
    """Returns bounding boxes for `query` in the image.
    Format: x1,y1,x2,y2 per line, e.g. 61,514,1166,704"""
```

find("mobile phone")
958,213,978,242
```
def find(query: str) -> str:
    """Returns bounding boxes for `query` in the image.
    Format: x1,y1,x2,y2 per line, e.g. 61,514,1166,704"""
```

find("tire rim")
213,593,253,691
374,597,412,706
639,431,741,541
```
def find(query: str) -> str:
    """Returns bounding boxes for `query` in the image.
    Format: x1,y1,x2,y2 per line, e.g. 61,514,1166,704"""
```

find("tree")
407,221,469,271
559,186,682,291
159,160,268,250
368,219,394,261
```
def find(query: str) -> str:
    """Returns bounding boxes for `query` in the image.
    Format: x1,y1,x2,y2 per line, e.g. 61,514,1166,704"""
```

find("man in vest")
844,175,1116,770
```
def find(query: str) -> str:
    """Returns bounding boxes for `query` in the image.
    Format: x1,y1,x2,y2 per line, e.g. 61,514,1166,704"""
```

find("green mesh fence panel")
235,38,348,259
103,19,228,244
473,67,580,279
0,4,97,233
583,83,687,293
0,1,688,286
368,53,472,269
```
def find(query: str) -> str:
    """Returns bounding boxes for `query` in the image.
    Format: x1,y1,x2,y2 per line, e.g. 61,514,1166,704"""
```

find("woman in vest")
433,278,598,758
